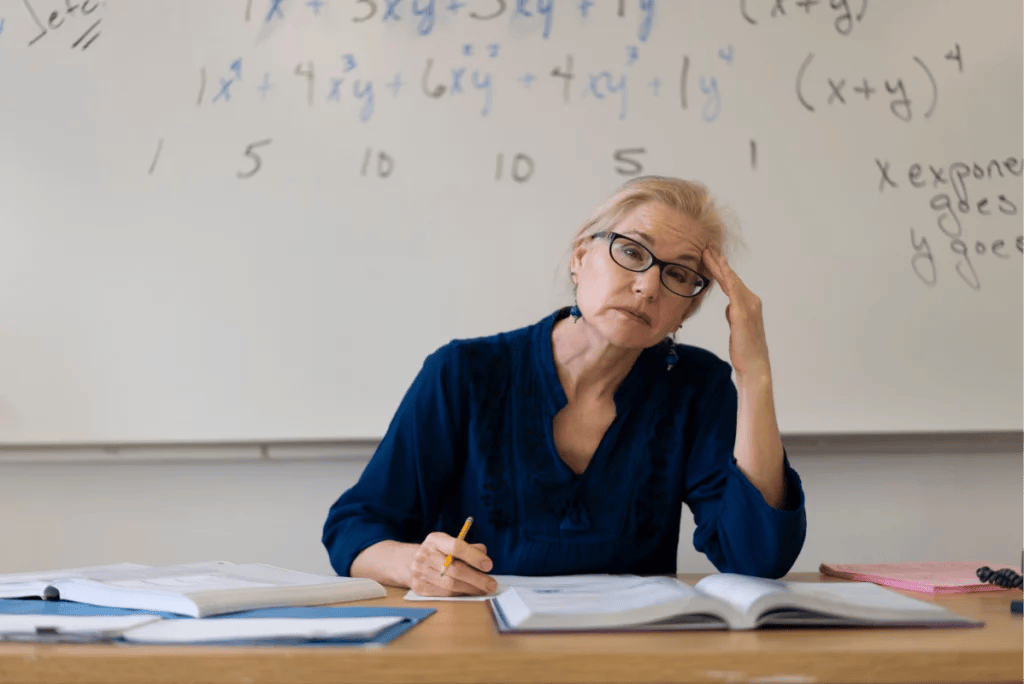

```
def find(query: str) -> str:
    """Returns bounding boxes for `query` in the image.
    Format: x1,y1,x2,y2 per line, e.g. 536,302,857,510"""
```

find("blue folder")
0,598,434,646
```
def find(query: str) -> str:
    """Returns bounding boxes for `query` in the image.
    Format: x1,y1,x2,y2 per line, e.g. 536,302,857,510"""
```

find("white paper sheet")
121,616,405,643
0,614,162,641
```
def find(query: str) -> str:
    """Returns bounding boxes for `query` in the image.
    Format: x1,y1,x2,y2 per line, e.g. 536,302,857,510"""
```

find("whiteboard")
0,0,1020,444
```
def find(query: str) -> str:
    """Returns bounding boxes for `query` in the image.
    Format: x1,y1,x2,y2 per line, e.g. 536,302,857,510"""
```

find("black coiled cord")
976,566,1023,590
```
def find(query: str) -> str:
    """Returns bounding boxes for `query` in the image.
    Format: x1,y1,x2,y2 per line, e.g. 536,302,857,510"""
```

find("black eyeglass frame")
591,231,710,298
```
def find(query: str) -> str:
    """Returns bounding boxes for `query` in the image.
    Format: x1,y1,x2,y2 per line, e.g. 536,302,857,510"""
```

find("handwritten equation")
243,0,868,39
248,0,657,41
4,1,1019,295
200,2,722,124
795,46,964,123
193,49,729,123
740,0,868,37
2,2,965,126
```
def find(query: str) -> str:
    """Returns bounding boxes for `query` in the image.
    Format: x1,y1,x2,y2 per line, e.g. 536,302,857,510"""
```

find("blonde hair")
572,176,739,259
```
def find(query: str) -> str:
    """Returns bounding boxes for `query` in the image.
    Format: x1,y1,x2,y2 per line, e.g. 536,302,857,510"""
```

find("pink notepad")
819,561,1020,594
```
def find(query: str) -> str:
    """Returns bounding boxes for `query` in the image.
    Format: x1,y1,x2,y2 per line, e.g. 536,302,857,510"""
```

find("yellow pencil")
442,516,474,575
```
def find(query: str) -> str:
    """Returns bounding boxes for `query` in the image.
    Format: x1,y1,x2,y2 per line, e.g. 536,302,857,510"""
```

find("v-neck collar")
532,308,677,484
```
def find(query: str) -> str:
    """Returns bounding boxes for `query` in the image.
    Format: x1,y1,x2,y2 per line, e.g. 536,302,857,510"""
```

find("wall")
1,436,1019,575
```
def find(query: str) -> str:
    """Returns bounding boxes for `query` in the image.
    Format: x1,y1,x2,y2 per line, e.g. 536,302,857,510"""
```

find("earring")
664,336,678,371
569,272,582,322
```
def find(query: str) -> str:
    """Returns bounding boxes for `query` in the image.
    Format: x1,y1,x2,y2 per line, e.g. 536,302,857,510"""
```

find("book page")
62,562,350,597
404,574,634,601
693,574,787,615
505,576,698,615
0,563,152,585
783,582,958,615
48,562,385,617
695,574,974,627
0,582,52,599
104,574,274,594
0,563,155,599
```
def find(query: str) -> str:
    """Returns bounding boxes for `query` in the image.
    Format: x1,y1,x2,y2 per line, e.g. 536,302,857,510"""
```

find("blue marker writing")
266,0,285,22
328,77,345,102
699,75,720,122
537,0,553,39
258,72,274,98
387,73,404,96
412,0,435,35
354,79,375,122
606,73,628,120
638,0,655,42
213,77,235,103
383,0,402,22
451,67,466,94
472,70,493,116
588,72,628,120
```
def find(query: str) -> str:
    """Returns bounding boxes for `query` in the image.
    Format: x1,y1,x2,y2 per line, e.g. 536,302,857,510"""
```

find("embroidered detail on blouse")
465,343,515,531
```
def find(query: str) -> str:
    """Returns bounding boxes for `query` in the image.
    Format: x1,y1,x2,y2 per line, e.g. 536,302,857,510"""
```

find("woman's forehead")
617,203,706,254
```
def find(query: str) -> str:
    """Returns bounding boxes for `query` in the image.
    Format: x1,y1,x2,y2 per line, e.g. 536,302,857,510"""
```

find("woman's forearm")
733,373,787,509
349,540,419,588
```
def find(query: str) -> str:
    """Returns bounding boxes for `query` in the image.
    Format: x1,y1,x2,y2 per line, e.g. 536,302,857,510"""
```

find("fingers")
444,539,493,574
703,248,756,303
411,560,497,597
702,248,735,297
410,535,496,597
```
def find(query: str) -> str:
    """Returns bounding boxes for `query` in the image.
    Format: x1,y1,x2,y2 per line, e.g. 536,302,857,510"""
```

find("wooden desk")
0,574,1019,684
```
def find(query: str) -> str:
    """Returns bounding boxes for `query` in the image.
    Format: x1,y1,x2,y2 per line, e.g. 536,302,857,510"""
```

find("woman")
323,176,806,596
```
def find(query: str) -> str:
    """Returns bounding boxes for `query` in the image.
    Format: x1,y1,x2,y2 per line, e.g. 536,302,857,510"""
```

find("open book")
0,561,385,617
487,574,981,632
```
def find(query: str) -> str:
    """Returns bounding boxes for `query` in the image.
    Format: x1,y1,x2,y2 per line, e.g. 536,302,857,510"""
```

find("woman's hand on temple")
701,248,772,382
408,532,497,597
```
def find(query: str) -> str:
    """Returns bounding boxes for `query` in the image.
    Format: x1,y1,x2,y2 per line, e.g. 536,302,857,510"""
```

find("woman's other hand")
701,248,772,382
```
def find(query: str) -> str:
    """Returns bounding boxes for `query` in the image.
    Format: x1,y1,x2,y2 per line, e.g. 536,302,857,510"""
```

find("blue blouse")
323,308,806,578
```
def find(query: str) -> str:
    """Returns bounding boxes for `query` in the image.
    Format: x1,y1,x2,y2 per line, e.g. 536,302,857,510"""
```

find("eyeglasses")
592,231,710,298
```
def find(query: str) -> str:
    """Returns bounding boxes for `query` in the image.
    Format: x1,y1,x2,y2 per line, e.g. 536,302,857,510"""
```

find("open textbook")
485,574,981,632
0,561,385,617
